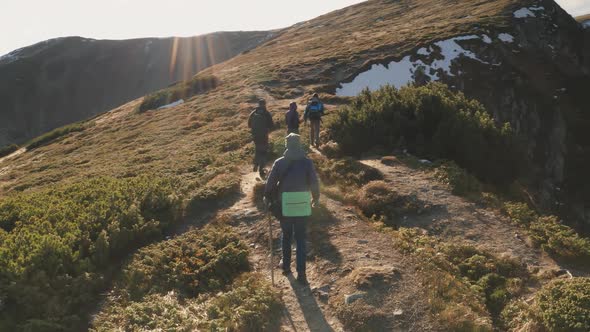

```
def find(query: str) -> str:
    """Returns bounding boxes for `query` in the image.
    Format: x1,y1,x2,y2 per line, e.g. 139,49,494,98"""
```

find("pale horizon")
1,0,588,57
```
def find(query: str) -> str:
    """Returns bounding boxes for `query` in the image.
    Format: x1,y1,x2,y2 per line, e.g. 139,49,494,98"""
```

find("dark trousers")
280,218,307,274
253,134,269,169
309,119,321,146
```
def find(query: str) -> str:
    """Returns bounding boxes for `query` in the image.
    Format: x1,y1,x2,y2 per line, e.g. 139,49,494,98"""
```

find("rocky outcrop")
0,31,273,146
333,0,590,230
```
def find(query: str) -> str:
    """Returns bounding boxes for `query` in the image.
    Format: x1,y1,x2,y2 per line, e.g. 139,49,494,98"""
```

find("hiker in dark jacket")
303,93,325,148
248,99,274,178
264,133,320,284
285,102,300,134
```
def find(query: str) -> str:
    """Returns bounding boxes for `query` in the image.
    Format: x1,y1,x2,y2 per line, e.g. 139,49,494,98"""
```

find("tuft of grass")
356,181,420,226
310,154,383,189
26,122,88,150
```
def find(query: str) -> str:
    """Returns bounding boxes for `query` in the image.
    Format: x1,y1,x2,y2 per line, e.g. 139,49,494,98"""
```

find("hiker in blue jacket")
303,93,325,148
264,133,320,284
285,102,300,134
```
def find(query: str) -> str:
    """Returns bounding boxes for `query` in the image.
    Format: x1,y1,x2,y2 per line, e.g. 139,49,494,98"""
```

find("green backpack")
282,191,312,217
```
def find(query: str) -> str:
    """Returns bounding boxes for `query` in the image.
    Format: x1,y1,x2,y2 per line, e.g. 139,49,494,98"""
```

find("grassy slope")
0,0,525,196
576,14,590,22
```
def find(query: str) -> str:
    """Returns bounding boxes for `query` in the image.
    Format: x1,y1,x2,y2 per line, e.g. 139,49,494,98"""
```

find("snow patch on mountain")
336,35,492,96
498,33,515,43
157,99,184,109
514,8,536,18
417,47,430,56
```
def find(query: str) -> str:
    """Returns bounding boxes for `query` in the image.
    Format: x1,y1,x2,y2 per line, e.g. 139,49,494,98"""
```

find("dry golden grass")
0,0,524,197
576,14,590,22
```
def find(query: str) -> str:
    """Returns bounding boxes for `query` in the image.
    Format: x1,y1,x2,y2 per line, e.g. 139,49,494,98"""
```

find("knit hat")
284,133,306,160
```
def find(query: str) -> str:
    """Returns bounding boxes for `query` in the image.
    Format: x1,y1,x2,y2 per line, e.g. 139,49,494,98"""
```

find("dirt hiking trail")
219,167,435,331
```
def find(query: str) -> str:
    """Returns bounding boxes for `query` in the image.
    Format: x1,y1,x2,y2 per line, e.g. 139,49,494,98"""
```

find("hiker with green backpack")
303,93,325,148
248,99,274,178
264,133,320,285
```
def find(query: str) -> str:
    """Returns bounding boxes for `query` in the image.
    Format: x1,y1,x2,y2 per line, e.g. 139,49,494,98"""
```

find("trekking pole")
268,210,275,286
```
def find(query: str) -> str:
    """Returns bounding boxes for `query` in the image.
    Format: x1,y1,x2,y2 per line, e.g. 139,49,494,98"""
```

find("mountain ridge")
0,30,274,146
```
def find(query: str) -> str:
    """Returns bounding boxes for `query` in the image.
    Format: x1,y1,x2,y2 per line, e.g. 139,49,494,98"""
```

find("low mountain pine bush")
0,176,182,330
328,83,523,184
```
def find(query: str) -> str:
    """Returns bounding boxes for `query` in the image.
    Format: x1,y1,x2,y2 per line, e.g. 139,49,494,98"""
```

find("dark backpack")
250,110,268,136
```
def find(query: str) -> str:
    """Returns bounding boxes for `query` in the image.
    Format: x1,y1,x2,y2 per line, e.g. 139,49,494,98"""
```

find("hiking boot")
259,168,266,179
296,273,308,285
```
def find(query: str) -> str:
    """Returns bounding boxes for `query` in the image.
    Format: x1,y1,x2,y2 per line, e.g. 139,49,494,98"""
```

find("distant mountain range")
0,31,273,146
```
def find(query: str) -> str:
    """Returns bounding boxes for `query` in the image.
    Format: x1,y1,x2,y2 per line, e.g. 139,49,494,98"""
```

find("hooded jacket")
285,108,300,131
264,134,320,201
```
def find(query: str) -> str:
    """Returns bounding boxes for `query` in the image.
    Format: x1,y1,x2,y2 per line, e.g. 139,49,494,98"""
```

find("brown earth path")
361,158,560,273
219,167,435,331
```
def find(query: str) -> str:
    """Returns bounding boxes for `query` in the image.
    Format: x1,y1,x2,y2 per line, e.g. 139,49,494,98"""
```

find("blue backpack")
308,102,323,119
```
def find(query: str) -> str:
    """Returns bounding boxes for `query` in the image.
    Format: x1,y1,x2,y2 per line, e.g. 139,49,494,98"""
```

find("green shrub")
0,144,19,158
443,245,528,318
205,274,282,331
92,273,280,332
534,278,590,331
0,176,182,330
503,202,537,226
26,122,87,150
502,202,590,263
434,160,482,197
123,226,249,299
328,83,523,184
529,216,590,262
390,229,493,330
139,75,219,112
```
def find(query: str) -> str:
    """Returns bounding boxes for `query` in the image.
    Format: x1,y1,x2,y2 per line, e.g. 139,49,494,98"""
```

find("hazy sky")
1,0,588,56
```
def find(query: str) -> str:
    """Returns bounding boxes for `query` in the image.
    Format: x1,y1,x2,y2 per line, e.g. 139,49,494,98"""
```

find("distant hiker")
248,99,274,178
264,133,320,285
303,93,325,148
285,102,300,134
